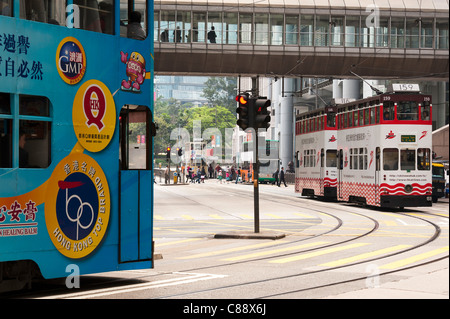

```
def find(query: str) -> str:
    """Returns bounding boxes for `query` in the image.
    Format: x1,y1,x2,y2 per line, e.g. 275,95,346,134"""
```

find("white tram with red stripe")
295,84,433,208
295,107,338,200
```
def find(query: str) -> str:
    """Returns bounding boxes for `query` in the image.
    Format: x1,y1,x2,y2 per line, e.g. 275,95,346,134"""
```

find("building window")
285,15,298,45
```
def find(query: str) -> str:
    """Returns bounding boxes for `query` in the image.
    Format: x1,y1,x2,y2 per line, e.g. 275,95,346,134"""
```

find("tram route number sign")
401,135,416,143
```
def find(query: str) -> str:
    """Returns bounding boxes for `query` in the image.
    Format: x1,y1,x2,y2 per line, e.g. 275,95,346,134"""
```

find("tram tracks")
8,185,447,299
151,185,447,299
156,212,445,299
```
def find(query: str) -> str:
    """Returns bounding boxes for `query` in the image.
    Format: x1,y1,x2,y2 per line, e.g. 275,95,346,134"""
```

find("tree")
202,77,237,114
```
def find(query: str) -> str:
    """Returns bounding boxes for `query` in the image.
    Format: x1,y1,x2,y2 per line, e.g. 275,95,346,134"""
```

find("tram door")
337,149,344,199
119,105,153,262
375,147,381,204
320,148,325,195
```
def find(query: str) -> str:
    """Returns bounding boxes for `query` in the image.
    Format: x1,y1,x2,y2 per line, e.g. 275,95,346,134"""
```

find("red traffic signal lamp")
254,98,271,129
166,147,171,159
236,94,254,130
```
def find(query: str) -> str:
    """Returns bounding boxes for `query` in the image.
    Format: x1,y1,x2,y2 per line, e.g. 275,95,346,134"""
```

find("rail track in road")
152,184,447,299
6,183,448,299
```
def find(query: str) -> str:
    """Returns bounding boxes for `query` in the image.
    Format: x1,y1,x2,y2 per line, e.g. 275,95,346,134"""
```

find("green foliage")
154,92,237,156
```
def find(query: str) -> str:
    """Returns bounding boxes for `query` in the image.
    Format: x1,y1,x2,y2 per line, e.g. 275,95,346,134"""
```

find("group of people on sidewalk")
272,167,288,187
163,164,289,187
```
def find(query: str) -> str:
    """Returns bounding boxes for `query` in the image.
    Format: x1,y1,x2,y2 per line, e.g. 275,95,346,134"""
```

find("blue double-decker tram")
0,0,155,292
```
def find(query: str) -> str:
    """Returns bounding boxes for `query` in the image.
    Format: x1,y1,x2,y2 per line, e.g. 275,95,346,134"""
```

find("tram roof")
155,0,449,11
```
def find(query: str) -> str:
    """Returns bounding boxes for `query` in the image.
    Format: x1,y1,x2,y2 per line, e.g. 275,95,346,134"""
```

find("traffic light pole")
237,77,270,234
253,130,260,233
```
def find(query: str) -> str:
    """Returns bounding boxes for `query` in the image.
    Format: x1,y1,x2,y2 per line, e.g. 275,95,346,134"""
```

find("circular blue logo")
55,173,99,241
56,37,86,84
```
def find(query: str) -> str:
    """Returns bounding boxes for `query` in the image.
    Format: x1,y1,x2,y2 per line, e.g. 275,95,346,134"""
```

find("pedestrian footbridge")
153,0,449,79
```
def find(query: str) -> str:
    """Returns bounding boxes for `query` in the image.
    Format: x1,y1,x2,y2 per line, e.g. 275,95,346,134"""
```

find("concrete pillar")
279,78,294,170
333,80,342,99
436,82,446,129
342,79,360,99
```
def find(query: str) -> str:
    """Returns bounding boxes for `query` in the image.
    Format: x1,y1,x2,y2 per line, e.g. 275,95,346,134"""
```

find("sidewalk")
324,265,449,299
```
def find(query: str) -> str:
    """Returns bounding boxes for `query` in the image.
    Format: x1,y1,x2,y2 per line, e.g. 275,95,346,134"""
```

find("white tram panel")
295,112,338,199
336,87,433,208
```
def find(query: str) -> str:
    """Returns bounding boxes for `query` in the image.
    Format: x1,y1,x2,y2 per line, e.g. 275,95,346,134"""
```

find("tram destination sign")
401,135,416,142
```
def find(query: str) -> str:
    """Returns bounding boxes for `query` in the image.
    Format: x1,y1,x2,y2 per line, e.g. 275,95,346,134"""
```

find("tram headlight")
404,184,413,193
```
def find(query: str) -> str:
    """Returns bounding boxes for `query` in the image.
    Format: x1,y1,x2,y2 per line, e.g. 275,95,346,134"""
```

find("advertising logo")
83,85,106,131
73,80,116,152
46,153,110,259
56,37,86,85
120,51,146,93
385,130,396,139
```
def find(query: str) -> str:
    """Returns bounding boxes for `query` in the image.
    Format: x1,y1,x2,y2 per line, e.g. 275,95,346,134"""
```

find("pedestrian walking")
235,167,241,184
278,167,287,187
273,168,279,186
164,165,169,184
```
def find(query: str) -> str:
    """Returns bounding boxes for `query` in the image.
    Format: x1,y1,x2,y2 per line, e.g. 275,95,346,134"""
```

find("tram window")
397,101,418,121
417,148,431,170
120,0,147,40
312,149,316,167
353,111,358,126
400,149,415,171
19,95,51,168
370,108,375,124
383,101,395,120
352,148,357,169
359,110,364,126
421,101,430,120
328,114,336,128
0,119,12,168
363,148,368,169
19,121,51,168
1,0,12,16
0,93,11,168
304,150,309,167
358,148,364,169
326,150,337,167
364,108,370,125
383,148,398,170
120,105,151,170
0,92,10,115
20,0,67,25
19,95,50,117
376,106,380,123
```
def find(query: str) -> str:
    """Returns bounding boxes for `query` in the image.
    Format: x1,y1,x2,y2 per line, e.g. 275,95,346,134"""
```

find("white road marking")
37,272,227,299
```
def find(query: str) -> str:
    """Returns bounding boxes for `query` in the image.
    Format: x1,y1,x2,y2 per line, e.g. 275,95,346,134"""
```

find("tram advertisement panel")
0,1,154,280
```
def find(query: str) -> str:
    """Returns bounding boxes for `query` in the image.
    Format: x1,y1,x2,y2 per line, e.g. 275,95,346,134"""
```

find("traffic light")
236,94,253,130
166,147,171,160
177,147,183,156
254,98,271,129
